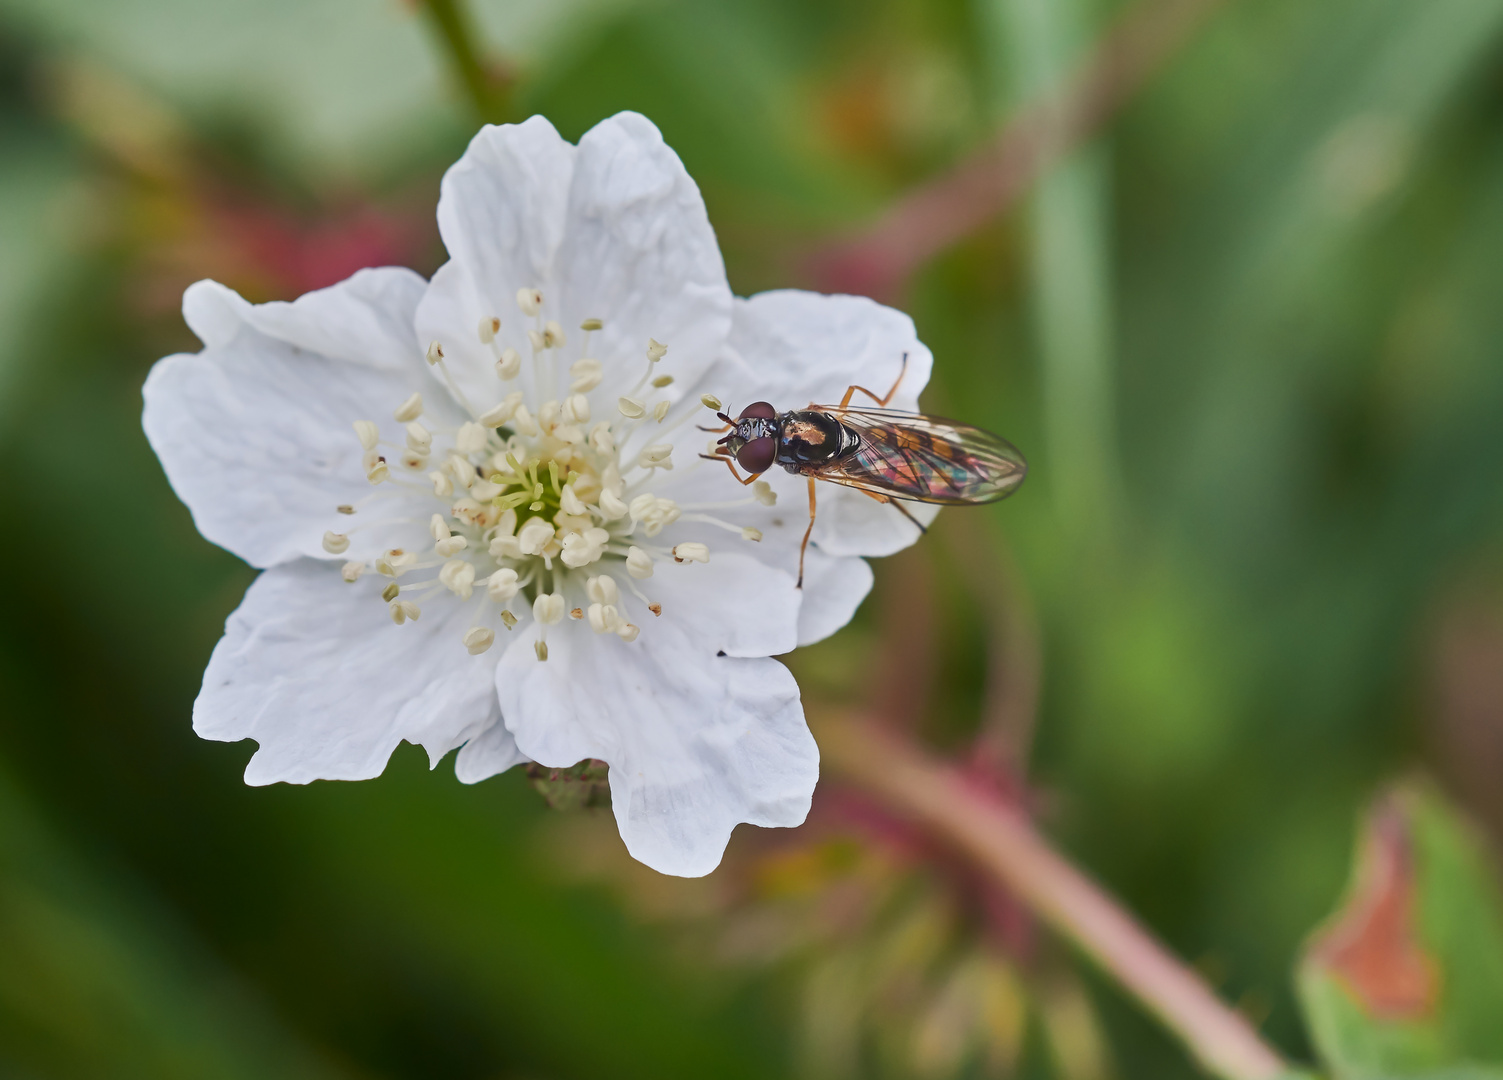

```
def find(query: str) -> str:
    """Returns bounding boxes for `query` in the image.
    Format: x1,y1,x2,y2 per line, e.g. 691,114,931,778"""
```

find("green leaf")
1297,782,1503,1080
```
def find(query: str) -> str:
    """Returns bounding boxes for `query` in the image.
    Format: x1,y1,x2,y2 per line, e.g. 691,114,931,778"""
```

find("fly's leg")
696,422,734,433
890,498,928,534
697,450,763,486
798,477,817,588
837,352,909,410
850,486,927,534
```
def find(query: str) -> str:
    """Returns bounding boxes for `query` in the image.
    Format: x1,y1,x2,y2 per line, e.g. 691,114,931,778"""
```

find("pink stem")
817,713,1289,1080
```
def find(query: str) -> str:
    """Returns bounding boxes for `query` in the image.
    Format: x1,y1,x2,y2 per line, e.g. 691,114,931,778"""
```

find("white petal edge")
195,560,500,784
144,271,454,568
414,112,733,412
493,553,809,876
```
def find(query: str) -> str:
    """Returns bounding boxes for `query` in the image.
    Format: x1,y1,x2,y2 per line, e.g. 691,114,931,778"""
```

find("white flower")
141,112,937,877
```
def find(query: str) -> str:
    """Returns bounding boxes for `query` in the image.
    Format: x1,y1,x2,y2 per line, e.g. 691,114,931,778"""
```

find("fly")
699,355,1027,586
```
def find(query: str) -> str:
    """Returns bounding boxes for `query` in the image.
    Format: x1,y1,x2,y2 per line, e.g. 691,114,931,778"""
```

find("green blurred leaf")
1297,782,1503,1080
0,768,348,1080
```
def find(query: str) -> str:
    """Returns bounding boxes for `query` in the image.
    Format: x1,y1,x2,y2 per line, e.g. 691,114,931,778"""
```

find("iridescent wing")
806,407,1027,505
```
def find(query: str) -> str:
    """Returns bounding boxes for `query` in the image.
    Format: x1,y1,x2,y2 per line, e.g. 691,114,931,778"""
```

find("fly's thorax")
776,410,850,468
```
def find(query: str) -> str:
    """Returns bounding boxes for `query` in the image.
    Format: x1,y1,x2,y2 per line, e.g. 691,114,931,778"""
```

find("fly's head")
714,401,780,474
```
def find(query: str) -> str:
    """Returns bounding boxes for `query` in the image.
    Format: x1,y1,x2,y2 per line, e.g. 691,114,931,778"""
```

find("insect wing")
812,407,1026,505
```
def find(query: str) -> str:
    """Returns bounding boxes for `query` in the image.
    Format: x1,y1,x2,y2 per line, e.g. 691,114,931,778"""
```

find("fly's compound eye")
736,436,776,474
738,401,777,420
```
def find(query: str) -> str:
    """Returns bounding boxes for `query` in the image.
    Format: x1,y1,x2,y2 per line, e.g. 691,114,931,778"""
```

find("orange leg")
697,450,763,486
797,477,817,588
837,352,909,410
696,421,734,433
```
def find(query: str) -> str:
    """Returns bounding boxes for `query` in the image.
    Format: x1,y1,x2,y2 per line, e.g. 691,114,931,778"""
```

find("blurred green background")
3,0,1503,1077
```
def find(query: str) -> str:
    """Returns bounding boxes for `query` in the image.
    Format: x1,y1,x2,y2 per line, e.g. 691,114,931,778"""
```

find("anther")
618,396,646,419
580,317,603,331
389,599,421,624
647,603,662,617
651,374,673,388
518,518,554,556
382,582,400,602
430,514,451,541
616,623,640,643
559,485,587,516
366,457,389,484
478,316,500,343
534,640,549,662
701,394,723,411
463,627,495,654
501,610,519,629
562,394,590,425
487,568,519,601
479,392,522,426
496,347,522,380
638,444,673,470
673,542,710,564
322,531,350,554
511,404,539,436
533,594,565,625
406,422,432,451
353,420,379,450
752,480,776,506
570,608,584,620
560,528,610,568
570,358,603,393
586,575,620,605
456,422,488,455
400,450,428,471
627,546,654,579
440,559,476,599
393,393,423,422
425,340,445,365
599,489,628,520
341,561,365,582
742,527,763,542
337,505,355,515
435,535,468,557
430,470,454,497
543,320,566,349
646,338,667,361
652,401,670,423
517,288,542,317
587,603,621,634
376,549,417,576
589,422,615,453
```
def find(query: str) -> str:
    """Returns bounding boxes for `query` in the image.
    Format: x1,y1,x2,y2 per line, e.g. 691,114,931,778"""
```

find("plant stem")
815,712,1290,1080
418,0,509,122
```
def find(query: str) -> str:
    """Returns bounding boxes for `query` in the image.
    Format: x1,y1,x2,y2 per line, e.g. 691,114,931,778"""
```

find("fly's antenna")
716,412,734,425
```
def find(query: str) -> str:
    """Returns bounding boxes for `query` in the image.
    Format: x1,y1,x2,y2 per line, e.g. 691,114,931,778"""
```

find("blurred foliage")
2,0,1503,1077
1298,784,1503,1080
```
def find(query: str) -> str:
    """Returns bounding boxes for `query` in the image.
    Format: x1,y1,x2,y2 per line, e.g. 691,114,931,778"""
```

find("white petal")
195,561,500,784
182,269,428,370
414,112,732,411
795,550,874,647
496,553,807,876
453,719,529,783
144,272,454,568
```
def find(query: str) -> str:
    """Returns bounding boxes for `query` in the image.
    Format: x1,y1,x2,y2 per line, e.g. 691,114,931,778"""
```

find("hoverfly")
700,355,1026,586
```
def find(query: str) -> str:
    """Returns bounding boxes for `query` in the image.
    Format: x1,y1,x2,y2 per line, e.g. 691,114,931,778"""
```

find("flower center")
322,289,771,659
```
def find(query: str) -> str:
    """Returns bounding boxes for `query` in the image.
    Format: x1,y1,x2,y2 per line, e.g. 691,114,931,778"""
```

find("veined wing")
810,407,1027,505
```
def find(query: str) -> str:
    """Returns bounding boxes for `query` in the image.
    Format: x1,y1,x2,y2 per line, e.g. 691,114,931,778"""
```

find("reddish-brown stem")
816,712,1289,1080
806,0,1226,299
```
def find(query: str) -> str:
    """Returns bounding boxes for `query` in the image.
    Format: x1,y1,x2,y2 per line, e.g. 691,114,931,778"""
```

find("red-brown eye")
738,401,776,420
736,436,776,473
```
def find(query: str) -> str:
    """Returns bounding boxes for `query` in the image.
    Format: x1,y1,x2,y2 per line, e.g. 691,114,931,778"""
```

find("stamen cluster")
321,288,769,659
